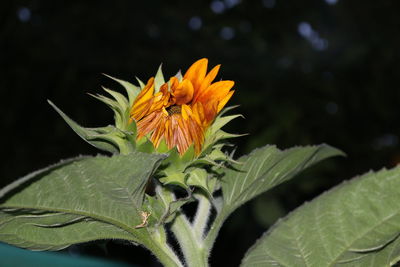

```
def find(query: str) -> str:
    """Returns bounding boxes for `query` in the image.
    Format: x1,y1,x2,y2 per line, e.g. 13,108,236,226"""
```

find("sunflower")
130,58,234,155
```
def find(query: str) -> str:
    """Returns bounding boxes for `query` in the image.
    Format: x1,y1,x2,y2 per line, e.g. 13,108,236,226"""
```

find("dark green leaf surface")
0,152,165,250
221,145,343,214
241,166,400,267
0,211,136,251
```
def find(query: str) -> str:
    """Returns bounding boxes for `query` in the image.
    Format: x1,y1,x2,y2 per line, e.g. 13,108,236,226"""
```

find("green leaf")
221,144,344,215
174,70,183,81
159,172,188,189
186,168,211,196
102,87,129,109
202,130,246,155
88,93,125,129
136,137,156,154
0,157,82,199
217,105,240,117
103,74,140,107
0,151,166,250
48,100,121,153
154,64,165,93
0,211,137,251
135,77,145,89
241,166,400,267
208,114,243,137
145,187,192,225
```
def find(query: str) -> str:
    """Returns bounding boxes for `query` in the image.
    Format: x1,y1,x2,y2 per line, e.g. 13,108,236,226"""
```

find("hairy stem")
156,183,210,266
143,232,184,267
203,208,228,261
192,192,212,240
171,213,209,267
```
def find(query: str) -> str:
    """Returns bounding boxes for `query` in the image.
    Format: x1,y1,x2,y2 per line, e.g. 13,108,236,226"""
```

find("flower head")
51,58,239,191
130,58,234,155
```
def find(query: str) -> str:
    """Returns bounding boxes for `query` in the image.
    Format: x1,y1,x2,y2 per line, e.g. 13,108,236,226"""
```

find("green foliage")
154,64,166,93
220,144,344,217
241,166,400,267
195,145,344,265
0,152,165,250
48,101,135,154
102,74,141,107
2,119,400,267
0,211,136,251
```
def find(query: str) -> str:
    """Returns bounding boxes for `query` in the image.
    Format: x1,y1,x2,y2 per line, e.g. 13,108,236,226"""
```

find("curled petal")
131,78,155,120
172,79,194,105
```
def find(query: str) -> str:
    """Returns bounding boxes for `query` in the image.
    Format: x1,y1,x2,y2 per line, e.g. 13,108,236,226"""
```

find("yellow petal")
192,102,205,126
132,78,155,108
181,104,192,120
217,90,234,113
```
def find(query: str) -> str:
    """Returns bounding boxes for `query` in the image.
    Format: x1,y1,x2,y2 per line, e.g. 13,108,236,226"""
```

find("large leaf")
0,151,165,250
241,166,400,267
0,211,137,251
221,144,343,215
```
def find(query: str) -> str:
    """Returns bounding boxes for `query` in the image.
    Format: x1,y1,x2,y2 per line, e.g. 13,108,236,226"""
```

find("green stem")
156,184,210,267
143,233,184,267
171,213,208,267
203,208,228,260
192,193,212,240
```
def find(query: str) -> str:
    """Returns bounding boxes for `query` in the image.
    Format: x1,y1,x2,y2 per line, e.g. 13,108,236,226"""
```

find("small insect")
135,211,151,229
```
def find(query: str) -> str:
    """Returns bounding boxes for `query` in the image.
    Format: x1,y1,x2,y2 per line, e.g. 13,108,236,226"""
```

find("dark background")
1,0,400,266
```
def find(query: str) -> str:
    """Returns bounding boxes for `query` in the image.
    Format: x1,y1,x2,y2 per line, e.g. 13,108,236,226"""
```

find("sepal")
186,168,215,197
202,106,245,156
48,100,135,154
49,74,148,155
154,64,166,93
102,74,140,107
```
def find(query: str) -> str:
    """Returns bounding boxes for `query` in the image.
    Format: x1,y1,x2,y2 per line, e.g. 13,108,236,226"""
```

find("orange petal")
132,78,155,108
193,64,220,102
196,80,234,104
202,100,219,124
140,112,166,138
192,102,205,126
183,58,208,92
136,112,157,139
149,91,170,113
187,118,204,154
164,119,173,149
181,104,192,120
151,115,167,147
131,78,155,120
169,76,179,89
217,90,234,113
173,79,194,105
131,100,153,121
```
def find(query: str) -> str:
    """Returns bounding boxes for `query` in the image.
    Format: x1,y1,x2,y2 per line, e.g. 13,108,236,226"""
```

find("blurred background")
1,0,400,266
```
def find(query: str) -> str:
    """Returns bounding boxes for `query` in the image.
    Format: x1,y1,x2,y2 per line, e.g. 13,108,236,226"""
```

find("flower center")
167,105,181,116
